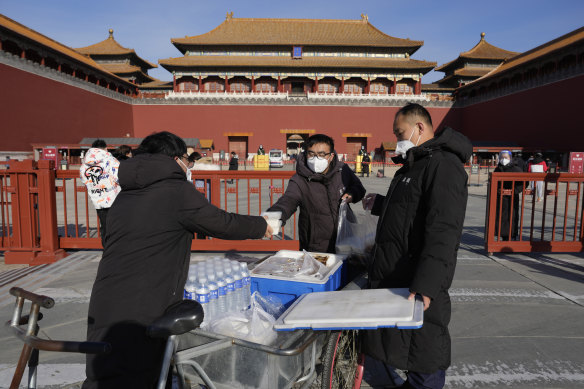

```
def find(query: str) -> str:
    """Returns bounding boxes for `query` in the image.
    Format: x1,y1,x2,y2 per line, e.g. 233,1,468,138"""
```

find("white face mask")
178,158,193,182
500,158,510,166
307,156,329,173
394,126,421,158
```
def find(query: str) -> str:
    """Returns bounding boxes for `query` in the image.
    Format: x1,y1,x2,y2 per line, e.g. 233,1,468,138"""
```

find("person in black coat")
361,152,371,177
83,132,271,388
494,150,523,241
267,134,365,253
228,151,239,171
361,104,471,389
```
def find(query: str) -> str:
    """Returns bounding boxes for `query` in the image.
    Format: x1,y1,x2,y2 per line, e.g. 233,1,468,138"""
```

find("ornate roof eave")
0,15,137,89
76,29,157,69
159,64,436,76
457,26,584,93
171,16,424,54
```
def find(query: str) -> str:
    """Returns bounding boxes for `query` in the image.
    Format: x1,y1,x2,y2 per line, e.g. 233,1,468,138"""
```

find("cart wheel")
320,330,360,389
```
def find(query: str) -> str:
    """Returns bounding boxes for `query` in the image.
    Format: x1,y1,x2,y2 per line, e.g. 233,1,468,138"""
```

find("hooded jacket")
267,152,365,253
84,153,267,387
79,148,120,209
361,127,472,373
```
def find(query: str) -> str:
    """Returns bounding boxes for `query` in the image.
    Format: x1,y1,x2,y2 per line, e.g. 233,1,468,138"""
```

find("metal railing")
485,172,584,253
1,161,299,264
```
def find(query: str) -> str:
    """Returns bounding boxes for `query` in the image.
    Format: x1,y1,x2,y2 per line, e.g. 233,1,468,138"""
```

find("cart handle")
6,287,111,355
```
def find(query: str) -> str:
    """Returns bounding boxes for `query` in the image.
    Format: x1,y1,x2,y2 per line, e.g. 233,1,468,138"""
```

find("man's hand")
409,292,431,311
341,193,353,203
263,216,274,238
362,193,377,210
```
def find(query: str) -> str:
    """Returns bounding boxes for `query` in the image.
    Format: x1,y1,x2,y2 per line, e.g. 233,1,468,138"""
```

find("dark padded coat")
361,127,472,373
83,153,267,388
267,152,365,253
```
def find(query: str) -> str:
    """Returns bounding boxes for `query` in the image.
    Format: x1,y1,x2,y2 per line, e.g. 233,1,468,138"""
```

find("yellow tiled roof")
172,16,423,50
76,29,157,68
436,33,519,71
0,14,137,88
159,55,436,71
453,67,492,77
458,26,584,91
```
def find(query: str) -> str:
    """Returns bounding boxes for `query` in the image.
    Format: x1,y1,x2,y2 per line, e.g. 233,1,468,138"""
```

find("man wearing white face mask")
494,150,523,241
361,103,472,389
266,134,365,253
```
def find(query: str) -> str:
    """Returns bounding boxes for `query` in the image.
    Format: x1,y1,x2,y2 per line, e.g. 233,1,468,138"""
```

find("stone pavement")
0,175,583,388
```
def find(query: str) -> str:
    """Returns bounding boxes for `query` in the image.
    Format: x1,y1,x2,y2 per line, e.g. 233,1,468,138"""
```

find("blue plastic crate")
250,250,346,308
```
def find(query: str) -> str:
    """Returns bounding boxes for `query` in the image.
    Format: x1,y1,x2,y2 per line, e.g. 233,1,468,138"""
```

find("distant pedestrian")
528,153,548,201
361,152,371,177
494,150,523,240
112,145,133,161
228,151,239,184
80,139,120,246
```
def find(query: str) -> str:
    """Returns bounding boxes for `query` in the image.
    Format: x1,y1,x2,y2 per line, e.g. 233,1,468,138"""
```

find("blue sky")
2,0,583,82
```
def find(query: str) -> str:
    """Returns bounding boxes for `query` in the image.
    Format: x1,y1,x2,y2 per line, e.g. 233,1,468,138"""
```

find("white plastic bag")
335,201,378,256
207,292,284,345
298,250,327,279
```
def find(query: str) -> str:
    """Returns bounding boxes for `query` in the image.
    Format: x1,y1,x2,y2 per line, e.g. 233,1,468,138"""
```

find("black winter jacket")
83,153,266,388
361,127,472,373
267,152,365,253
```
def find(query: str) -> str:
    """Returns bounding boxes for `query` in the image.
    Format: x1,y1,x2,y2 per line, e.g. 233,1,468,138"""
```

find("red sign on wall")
569,152,584,174
42,147,58,164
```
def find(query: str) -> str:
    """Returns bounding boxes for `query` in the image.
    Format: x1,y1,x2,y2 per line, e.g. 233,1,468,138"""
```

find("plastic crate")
250,250,346,308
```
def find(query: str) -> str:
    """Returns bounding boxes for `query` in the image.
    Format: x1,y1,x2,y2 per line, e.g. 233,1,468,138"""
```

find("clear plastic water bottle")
223,271,235,312
214,269,227,315
195,277,211,323
239,262,251,309
184,275,196,300
206,273,219,321
231,262,244,311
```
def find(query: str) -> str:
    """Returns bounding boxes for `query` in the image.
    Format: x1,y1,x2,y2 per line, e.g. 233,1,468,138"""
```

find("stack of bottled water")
183,257,252,324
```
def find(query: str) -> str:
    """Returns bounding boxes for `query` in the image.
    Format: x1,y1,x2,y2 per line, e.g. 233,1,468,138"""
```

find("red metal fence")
1,161,299,265
486,172,584,253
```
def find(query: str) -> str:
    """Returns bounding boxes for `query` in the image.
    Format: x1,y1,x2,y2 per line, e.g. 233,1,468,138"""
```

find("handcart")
149,271,423,389
6,268,423,389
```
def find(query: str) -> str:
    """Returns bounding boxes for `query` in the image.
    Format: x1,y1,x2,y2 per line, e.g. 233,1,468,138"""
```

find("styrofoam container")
261,211,282,234
250,250,347,308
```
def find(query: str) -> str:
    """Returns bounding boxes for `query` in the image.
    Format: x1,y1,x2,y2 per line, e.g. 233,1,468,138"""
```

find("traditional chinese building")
76,29,157,85
160,13,436,97
434,32,519,89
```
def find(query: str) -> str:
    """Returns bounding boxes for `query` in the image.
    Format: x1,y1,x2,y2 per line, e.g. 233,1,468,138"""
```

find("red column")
41,57,45,66
225,76,230,92
85,74,89,82
391,77,396,94
72,69,76,77
415,79,421,95
57,64,61,72
277,76,281,92
199,76,203,92
341,76,345,94
251,76,255,92
21,49,25,59
173,74,177,92
367,77,371,94
314,78,319,93
0,39,2,50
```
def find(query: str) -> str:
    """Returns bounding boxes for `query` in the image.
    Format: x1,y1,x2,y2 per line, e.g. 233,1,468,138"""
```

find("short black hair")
91,139,107,149
135,131,187,158
396,103,433,128
188,151,202,162
305,134,335,153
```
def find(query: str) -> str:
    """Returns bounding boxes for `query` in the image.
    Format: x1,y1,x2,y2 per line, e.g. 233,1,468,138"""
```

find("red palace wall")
459,74,584,151
132,104,458,155
0,64,133,151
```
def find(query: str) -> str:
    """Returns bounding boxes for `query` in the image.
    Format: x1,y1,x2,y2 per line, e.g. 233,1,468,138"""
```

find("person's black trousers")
96,208,108,247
